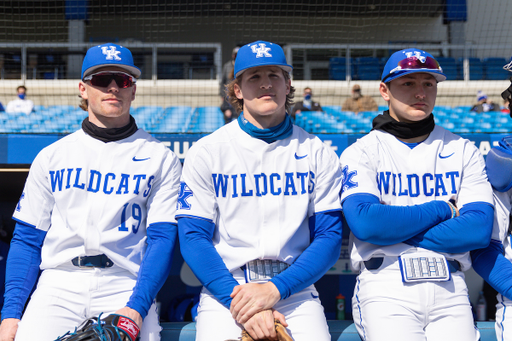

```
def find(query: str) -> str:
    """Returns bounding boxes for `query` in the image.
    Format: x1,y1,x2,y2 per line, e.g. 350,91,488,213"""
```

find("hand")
0,318,19,341
230,282,281,324
114,307,142,328
225,109,233,119
242,310,287,340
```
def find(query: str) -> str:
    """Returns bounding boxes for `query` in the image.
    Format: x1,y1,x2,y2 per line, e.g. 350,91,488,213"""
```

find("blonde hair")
225,69,295,114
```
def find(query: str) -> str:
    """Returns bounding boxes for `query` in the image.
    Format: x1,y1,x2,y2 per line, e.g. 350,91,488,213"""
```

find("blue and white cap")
81,43,141,80
234,40,292,79
381,48,446,83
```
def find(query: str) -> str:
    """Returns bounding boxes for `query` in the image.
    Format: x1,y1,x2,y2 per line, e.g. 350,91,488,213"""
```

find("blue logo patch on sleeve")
16,192,25,212
177,182,193,210
341,165,358,192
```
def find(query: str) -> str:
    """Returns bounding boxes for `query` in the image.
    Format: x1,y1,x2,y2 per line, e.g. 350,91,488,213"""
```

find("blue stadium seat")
153,106,193,133
329,58,354,80
483,57,509,80
186,106,224,133
354,57,380,80
436,57,459,80
458,58,484,80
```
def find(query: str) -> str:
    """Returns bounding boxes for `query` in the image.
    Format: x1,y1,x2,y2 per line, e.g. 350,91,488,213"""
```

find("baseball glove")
240,319,293,341
54,313,140,341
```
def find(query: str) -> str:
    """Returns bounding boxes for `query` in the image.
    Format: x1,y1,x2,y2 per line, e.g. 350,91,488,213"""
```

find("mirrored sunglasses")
387,56,442,78
83,71,136,88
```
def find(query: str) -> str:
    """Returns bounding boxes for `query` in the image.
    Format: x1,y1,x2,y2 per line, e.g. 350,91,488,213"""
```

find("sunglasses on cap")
83,71,136,88
386,56,441,79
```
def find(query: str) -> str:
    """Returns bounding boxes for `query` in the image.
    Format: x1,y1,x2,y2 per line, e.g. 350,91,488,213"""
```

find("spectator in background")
471,90,498,113
6,86,34,115
291,87,322,119
220,46,240,124
342,84,378,114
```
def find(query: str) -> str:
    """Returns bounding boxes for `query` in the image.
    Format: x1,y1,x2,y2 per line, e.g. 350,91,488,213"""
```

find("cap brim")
384,69,446,83
83,64,141,79
235,64,292,78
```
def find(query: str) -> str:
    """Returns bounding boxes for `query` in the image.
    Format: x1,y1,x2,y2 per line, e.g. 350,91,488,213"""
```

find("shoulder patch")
177,182,194,210
341,165,358,192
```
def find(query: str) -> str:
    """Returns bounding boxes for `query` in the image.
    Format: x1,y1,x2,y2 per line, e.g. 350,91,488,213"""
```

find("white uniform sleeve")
177,143,218,221
311,141,343,213
456,141,493,208
145,148,182,225
339,139,379,202
13,149,54,230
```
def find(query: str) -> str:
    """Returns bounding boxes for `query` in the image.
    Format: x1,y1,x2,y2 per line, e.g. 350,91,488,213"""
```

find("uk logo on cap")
234,40,293,78
251,43,272,58
81,43,141,80
101,46,122,61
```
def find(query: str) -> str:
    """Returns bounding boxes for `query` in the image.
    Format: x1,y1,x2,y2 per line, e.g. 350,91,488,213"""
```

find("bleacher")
0,105,224,134
1,104,510,135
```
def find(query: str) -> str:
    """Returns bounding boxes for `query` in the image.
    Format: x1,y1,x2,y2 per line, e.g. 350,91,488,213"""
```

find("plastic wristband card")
245,260,288,283
398,253,451,283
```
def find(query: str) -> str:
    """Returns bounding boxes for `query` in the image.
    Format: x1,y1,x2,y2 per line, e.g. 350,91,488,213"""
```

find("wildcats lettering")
376,171,460,197
211,171,315,198
49,168,154,197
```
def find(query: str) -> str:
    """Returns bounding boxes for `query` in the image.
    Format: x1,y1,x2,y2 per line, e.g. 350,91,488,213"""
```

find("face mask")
18,93,26,100
304,94,312,101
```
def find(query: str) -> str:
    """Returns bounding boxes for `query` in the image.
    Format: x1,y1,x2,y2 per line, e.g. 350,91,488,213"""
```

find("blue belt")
364,257,461,273
72,254,114,268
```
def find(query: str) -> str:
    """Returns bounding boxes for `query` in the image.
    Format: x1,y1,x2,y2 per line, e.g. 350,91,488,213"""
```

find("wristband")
447,200,457,219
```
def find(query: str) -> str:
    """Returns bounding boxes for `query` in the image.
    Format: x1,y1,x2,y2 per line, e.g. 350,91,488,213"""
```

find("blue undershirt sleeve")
405,202,493,253
127,222,177,318
471,239,512,300
178,216,239,308
270,210,342,300
1,221,46,320
342,193,452,245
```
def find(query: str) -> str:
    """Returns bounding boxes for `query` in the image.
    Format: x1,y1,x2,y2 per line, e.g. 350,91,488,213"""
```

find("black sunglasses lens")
90,74,133,88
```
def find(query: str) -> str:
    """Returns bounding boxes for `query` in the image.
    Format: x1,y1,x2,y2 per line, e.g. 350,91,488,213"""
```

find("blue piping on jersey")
498,294,506,341
355,277,366,341
175,214,214,224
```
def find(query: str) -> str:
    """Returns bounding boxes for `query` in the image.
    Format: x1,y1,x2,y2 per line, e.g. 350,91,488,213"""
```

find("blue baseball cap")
234,41,292,79
381,48,446,83
81,43,141,80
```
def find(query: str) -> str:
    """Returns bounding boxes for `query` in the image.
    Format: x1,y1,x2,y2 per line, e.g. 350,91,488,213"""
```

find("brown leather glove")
240,319,293,341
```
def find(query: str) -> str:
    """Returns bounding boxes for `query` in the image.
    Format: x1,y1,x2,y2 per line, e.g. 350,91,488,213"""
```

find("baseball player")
176,40,343,341
471,57,512,340
0,43,182,341
339,48,494,341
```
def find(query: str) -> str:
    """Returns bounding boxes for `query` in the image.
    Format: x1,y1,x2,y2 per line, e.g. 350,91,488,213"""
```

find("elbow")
468,215,494,251
350,226,390,245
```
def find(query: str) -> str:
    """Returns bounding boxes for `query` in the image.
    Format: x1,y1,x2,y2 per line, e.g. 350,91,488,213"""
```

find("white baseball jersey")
177,120,341,272
340,125,493,270
13,128,182,276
